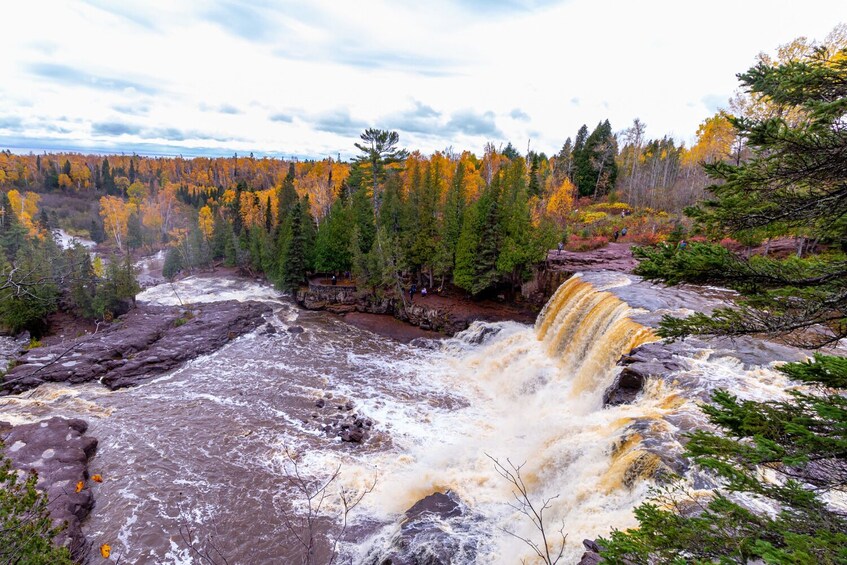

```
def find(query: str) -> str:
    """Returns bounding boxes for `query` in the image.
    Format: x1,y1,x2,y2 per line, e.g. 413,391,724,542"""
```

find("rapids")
0,272,804,563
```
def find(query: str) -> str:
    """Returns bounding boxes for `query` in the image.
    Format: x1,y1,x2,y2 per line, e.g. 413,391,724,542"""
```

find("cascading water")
349,275,667,563
0,272,798,563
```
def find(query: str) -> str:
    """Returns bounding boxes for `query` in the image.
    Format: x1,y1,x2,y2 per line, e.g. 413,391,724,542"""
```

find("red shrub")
566,235,610,252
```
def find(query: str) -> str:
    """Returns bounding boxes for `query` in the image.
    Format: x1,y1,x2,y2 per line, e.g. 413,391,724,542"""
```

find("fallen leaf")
92,474,103,483
100,543,111,558
75,481,84,493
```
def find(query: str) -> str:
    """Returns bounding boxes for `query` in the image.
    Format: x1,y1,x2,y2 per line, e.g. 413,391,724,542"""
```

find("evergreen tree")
314,199,353,273
101,158,115,194
127,212,143,250
162,247,183,280
277,162,298,226
279,200,307,290
353,129,409,214
223,225,238,267
574,120,618,197
635,46,847,348
301,195,317,272
435,161,466,279
0,454,73,564
66,245,97,318
407,162,440,285
0,241,59,335
89,219,105,244
607,46,847,564
0,192,27,261
265,195,273,232
454,174,501,295
501,142,521,160
527,153,541,197
553,137,574,185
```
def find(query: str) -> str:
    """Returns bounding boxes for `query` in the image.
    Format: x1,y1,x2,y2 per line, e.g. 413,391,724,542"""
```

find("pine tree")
277,162,298,226
435,161,466,279
0,454,73,564
279,200,307,290
454,174,501,295
527,153,541,197
163,247,183,280
635,46,847,348
314,199,353,273
127,212,143,250
574,120,618,197
609,45,847,564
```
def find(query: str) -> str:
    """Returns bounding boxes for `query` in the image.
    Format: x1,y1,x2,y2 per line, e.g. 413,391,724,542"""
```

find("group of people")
409,284,430,300
613,227,628,241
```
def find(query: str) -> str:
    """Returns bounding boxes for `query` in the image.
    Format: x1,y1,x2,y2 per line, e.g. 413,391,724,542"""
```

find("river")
0,271,805,563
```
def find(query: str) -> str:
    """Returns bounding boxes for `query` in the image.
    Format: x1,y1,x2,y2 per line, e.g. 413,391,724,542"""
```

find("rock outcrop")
546,243,638,274
2,300,271,394
603,342,688,407
578,539,606,565
1,417,97,559
364,491,477,565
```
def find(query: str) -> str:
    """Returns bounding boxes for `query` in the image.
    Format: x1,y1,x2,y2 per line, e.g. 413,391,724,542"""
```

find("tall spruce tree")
279,199,307,290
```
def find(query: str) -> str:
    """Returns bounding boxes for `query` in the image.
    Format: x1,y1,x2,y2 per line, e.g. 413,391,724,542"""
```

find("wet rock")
408,337,442,349
344,400,355,411
341,427,365,443
363,491,477,565
603,343,688,407
1,417,97,559
287,325,305,334
462,324,501,345
315,398,326,408
262,323,277,335
1,301,271,394
578,539,607,565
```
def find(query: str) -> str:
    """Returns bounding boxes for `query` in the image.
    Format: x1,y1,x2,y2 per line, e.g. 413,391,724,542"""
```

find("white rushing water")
0,272,806,563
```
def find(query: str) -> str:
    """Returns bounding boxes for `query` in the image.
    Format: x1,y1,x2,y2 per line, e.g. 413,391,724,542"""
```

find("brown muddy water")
0,273,805,563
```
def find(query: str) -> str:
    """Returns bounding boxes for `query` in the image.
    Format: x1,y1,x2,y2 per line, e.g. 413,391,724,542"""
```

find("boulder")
578,539,605,565
603,343,688,407
1,300,271,393
2,417,98,559
363,491,477,565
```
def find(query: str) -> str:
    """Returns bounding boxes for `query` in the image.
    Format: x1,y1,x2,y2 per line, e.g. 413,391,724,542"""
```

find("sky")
0,1,844,159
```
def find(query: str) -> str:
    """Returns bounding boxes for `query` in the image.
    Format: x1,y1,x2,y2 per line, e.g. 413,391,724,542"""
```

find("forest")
1,23,847,564
0,94,753,336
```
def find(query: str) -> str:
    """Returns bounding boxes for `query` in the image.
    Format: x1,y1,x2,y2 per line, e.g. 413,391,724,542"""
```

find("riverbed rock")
1,417,97,559
578,539,606,565
547,242,638,274
364,491,477,565
1,300,271,394
603,343,689,407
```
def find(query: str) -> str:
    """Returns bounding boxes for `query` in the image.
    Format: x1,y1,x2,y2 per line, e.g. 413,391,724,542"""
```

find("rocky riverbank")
0,417,98,560
298,244,640,338
1,300,271,394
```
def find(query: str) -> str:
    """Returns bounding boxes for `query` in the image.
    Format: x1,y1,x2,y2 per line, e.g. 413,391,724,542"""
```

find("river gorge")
0,266,810,563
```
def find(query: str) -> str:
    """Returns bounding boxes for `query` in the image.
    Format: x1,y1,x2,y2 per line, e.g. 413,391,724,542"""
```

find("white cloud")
0,0,843,158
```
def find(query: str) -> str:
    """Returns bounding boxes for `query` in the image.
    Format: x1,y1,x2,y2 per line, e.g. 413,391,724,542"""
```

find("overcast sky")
0,1,843,159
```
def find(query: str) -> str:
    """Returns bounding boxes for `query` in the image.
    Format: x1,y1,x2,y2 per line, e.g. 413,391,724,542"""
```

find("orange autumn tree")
7,189,42,237
99,195,130,251
546,178,577,229
198,206,214,241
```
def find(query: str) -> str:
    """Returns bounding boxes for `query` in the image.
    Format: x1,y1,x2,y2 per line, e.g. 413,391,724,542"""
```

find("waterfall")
536,276,657,397
353,276,670,563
